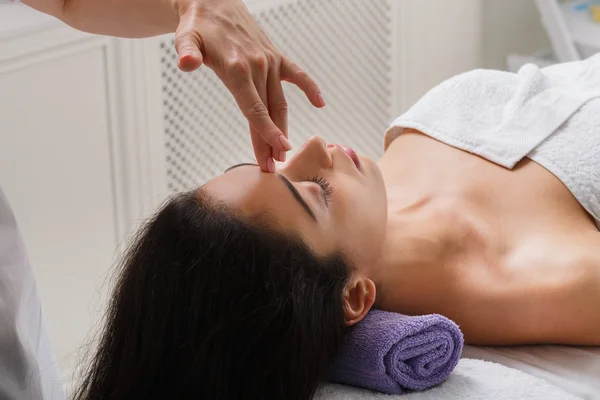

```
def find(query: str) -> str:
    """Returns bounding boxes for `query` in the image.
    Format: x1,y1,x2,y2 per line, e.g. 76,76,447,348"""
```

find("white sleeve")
0,186,65,400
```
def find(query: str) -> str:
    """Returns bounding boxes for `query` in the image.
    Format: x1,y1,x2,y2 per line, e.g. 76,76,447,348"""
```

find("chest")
376,134,598,315
377,212,593,321
379,132,596,236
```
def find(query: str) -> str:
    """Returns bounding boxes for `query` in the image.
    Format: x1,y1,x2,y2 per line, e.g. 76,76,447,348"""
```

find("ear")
343,276,376,326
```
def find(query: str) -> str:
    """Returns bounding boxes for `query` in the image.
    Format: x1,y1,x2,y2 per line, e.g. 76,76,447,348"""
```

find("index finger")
267,67,288,142
230,79,292,154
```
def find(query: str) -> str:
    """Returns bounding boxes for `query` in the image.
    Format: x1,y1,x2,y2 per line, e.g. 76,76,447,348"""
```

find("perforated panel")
160,0,392,192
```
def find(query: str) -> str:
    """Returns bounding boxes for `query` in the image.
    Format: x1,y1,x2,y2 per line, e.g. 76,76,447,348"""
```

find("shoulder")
510,235,600,345
453,233,600,346
539,245,600,345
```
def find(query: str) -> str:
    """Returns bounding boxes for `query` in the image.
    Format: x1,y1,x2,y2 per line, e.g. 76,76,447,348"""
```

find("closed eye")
224,162,327,222
308,176,334,206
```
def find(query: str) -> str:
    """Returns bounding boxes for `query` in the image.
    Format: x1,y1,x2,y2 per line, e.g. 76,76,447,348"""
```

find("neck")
371,195,490,313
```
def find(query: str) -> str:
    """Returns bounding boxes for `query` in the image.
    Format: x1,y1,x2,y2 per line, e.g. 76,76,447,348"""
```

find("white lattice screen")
160,0,393,192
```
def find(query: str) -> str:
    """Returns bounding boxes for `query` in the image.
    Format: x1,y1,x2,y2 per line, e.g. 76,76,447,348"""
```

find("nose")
304,135,327,148
284,135,332,173
301,136,332,168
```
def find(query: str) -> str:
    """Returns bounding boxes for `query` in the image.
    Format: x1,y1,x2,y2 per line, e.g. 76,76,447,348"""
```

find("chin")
357,152,373,167
360,155,383,178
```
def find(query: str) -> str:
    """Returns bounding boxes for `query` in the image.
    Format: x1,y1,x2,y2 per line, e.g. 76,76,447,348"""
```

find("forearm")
22,0,179,38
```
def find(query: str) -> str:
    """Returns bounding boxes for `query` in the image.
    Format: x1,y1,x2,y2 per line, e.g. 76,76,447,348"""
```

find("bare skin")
205,133,600,346
375,128,600,346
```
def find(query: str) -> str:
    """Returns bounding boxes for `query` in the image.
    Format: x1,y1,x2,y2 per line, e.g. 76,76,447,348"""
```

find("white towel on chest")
386,53,600,229
317,358,580,400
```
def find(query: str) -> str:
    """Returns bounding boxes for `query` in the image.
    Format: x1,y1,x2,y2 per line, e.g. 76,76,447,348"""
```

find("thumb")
174,15,204,72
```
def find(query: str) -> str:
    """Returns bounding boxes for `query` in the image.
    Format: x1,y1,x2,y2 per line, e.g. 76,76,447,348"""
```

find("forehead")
202,166,310,230
203,165,341,256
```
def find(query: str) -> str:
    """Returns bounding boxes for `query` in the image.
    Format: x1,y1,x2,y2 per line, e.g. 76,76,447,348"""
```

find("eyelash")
308,176,334,205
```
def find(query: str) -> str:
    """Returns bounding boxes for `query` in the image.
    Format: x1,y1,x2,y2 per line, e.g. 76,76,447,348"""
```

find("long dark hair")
74,190,350,399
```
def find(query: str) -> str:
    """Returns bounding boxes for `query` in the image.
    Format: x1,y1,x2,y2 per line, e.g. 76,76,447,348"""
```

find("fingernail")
279,151,286,162
317,92,326,107
279,135,292,151
266,157,275,173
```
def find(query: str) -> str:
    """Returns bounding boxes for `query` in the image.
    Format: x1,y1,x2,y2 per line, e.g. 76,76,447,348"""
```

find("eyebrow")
224,163,317,222
278,175,317,222
224,162,258,173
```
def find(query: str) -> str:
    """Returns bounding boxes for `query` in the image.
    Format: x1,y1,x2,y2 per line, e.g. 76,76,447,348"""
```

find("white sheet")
462,345,600,400
318,358,579,400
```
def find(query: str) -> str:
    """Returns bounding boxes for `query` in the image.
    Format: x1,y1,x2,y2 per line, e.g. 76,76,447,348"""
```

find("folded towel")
386,53,600,229
327,310,463,395
317,359,580,400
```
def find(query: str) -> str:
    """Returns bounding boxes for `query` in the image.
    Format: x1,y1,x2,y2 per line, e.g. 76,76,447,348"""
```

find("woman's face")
203,136,388,271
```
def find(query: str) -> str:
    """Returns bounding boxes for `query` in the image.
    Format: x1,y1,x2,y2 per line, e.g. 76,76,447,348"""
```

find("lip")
335,144,361,171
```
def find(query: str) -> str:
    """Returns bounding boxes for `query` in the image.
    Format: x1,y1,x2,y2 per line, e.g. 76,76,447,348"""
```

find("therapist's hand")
174,0,325,172
23,0,323,172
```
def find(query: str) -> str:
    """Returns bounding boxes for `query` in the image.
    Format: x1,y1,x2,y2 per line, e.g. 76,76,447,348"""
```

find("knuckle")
174,30,197,49
250,53,269,70
180,44,196,54
295,69,310,81
228,57,251,76
266,50,280,65
271,99,288,113
248,101,269,118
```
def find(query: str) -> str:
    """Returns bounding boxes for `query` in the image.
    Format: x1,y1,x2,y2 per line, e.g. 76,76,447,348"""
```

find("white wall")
481,0,551,69
396,0,552,108
397,0,483,109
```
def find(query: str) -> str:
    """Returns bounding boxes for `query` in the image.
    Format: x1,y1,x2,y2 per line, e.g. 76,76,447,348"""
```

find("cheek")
335,196,386,265
339,229,384,270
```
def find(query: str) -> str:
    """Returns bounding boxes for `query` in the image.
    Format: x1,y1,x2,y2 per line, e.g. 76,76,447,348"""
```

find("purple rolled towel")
327,309,464,395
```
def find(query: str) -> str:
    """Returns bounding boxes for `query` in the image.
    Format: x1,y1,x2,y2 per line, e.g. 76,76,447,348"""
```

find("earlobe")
344,277,376,326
